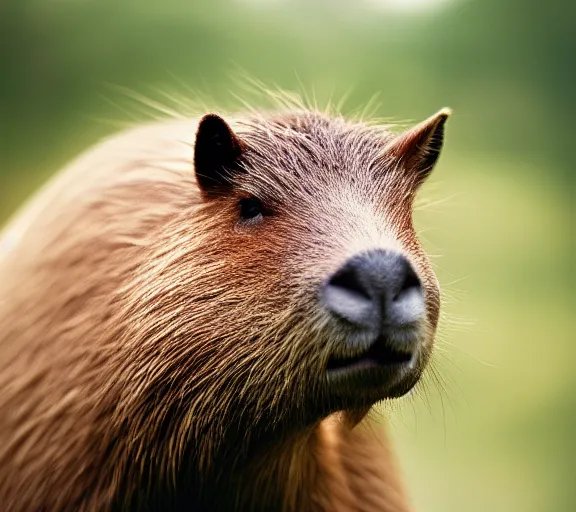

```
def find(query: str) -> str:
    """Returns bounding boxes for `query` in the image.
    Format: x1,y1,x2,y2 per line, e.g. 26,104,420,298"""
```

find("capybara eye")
239,197,264,221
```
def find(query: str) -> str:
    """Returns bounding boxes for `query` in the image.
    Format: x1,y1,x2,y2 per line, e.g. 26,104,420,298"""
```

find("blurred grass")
0,1,573,511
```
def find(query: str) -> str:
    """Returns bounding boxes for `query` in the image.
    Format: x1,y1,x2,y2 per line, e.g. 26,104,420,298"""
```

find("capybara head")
0,104,451,510
111,109,449,479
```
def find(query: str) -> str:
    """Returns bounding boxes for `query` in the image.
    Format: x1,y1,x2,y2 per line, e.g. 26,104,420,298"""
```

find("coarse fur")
0,104,449,511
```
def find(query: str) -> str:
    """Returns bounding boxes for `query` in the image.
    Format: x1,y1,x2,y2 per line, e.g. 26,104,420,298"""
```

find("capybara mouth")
324,334,420,400
327,336,413,373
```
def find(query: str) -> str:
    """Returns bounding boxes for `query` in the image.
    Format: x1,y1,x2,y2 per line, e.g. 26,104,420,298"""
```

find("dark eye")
239,196,264,222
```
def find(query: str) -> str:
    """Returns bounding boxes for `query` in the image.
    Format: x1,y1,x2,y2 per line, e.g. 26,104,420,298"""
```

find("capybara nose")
322,249,425,331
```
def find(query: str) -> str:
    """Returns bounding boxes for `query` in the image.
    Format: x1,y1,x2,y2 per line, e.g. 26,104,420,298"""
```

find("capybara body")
0,105,449,511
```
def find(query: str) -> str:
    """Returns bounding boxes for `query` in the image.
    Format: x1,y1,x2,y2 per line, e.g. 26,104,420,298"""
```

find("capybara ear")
384,108,451,182
194,113,246,194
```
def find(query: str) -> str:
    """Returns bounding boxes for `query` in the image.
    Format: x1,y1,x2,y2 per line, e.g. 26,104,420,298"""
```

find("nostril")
323,264,376,329
393,262,422,302
328,266,371,301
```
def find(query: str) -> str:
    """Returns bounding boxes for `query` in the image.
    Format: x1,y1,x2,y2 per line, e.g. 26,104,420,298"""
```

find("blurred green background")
0,1,573,511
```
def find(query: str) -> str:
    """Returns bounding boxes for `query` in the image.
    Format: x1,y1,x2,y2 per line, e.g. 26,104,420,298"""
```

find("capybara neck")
123,409,405,512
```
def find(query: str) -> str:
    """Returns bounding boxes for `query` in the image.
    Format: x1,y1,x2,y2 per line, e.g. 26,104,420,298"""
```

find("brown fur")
0,107,448,511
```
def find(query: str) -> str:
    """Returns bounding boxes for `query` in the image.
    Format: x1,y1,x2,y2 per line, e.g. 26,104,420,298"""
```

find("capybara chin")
0,104,449,511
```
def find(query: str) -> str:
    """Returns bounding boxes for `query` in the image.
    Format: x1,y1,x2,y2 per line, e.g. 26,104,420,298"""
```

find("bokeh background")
1,1,573,511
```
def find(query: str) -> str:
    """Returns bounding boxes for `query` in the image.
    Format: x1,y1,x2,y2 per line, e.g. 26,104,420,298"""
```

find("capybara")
0,103,450,511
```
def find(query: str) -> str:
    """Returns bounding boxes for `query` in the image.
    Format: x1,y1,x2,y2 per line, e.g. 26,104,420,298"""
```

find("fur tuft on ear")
384,108,451,181
194,114,246,194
